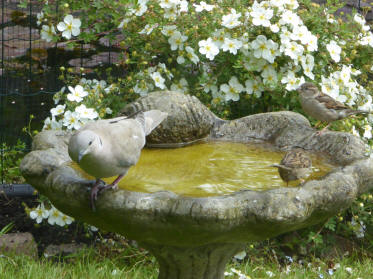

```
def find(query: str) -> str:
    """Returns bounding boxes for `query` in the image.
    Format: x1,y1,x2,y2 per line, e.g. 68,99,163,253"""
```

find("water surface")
73,141,334,197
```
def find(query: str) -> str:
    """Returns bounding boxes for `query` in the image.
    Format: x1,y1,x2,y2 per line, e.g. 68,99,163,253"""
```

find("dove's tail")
144,110,168,135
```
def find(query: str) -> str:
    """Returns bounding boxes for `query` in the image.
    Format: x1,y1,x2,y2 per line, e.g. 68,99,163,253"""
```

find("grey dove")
297,82,369,134
68,110,168,210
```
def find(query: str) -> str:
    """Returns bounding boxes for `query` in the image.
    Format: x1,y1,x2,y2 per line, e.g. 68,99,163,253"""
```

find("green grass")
1,246,373,279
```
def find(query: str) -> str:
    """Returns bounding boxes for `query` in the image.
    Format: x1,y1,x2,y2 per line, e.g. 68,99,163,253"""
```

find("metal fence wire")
0,0,372,184
0,0,122,183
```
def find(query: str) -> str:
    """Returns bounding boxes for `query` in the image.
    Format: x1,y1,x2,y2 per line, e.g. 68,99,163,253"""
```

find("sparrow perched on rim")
297,82,369,134
271,148,312,186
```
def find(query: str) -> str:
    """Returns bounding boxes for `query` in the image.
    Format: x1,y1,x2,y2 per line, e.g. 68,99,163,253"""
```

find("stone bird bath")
21,91,373,279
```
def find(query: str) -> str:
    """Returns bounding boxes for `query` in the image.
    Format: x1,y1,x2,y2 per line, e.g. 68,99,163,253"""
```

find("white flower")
48,206,65,226
159,0,174,9
281,71,304,91
326,40,341,62
177,55,185,64
280,10,301,27
118,18,130,28
285,0,299,10
57,14,81,40
75,104,98,120
105,107,113,115
198,38,219,60
193,1,215,12
320,76,343,102
150,72,166,89
50,104,66,117
129,3,148,16
168,32,188,50
139,23,158,35
266,270,274,277
63,110,82,130
261,65,278,85
67,85,88,102
352,126,360,137
43,116,62,130
186,46,200,64
270,23,280,33
161,25,177,37
30,203,49,223
283,41,304,60
134,81,151,96
170,78,188,93
221,9,241,29
305,34,318,51
291,25,312,45
220,76,244,101
251,6,273,27
60,214,74,226
222,37,243,55
364,125,372,139
354,13,366,26
37,11,43,26
40,25,56,42
345,267,353,274
245,78,264,97
360,33,373,47
251,35,279,63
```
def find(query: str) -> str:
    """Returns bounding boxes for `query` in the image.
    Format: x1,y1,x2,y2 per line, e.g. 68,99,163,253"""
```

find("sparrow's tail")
347,110,370,117
269,164,292,171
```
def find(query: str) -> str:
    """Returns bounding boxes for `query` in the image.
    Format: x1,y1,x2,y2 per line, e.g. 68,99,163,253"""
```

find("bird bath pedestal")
21,91,373,279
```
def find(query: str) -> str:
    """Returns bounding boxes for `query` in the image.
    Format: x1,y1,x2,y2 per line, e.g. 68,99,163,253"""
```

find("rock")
121,91,218,145
43,243,86,258
0,232,38,258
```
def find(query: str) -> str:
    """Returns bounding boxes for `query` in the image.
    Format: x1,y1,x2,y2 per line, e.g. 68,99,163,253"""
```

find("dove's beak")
78,149,88,163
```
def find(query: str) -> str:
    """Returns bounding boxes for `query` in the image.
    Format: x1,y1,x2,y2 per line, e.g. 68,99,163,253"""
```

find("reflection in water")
73,142,334,197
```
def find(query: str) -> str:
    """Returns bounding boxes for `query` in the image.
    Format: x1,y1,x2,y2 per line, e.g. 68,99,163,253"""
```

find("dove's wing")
98,118,146,169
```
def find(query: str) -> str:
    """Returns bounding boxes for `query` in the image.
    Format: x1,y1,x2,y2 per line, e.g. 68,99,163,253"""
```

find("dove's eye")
88,141,93,145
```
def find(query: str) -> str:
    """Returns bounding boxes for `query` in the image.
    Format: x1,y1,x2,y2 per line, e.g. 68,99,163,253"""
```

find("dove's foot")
90,179,105,211
98,183,118,194
98,174,125,194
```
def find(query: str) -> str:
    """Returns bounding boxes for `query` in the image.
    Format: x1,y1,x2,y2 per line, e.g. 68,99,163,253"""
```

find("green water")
73,142,333,197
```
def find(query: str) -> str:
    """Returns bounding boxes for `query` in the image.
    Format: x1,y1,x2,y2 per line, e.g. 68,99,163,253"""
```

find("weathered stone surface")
121,91,218,145
43,243,86,258
20,92,373,279
0,232,38,258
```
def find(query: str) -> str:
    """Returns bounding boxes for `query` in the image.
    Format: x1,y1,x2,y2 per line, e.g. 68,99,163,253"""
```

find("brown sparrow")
271,148,312,186
297,82,369,134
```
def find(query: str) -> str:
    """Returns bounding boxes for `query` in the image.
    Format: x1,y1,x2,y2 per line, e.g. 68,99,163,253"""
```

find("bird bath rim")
20,110,373,246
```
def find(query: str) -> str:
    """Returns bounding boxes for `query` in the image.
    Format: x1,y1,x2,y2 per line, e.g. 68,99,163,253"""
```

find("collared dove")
297,82,369,135
68,110,168,210
270,148,312,186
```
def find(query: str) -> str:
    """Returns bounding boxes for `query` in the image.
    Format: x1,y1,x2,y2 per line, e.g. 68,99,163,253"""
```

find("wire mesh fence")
0,0,122,183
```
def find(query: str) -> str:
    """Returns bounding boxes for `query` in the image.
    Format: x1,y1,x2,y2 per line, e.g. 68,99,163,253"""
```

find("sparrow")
271,148,312,186
297,82,369,134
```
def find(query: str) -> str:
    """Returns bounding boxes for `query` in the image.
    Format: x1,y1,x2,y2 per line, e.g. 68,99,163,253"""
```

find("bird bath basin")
21,91,373,279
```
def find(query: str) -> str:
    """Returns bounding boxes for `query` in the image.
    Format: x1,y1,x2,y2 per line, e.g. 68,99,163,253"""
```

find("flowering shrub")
35,0,373,132
43,75,118,131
